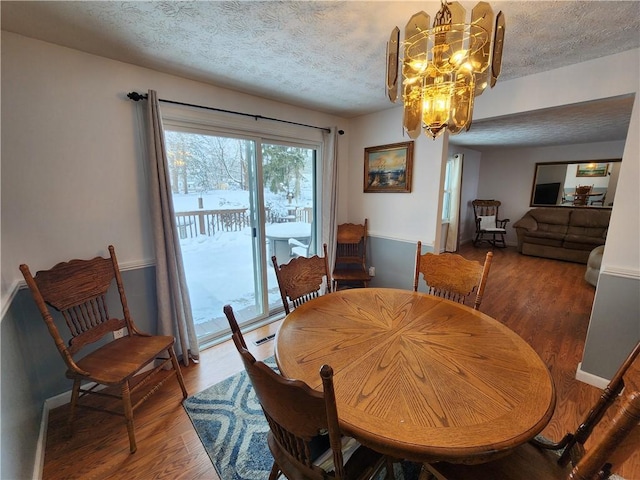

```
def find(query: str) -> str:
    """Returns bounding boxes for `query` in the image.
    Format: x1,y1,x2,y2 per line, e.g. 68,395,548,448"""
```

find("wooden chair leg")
268,461,281,480
168,346,188,399
418,463,438,480
122,382,137,453
385,457,397,480
67,378,81,437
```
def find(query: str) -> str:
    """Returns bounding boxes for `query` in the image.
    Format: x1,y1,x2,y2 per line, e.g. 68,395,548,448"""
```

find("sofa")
584,245,604,286
513,208,610,264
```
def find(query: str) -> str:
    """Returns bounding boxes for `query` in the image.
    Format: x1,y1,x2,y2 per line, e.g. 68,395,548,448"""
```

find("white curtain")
445,153,463,252
321,128,339,272
145,90,199,366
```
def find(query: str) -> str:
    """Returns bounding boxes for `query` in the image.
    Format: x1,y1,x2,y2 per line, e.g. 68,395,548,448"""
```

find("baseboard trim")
575,362,609,390
33,405,49,480
33,364,153,479
34,385,85,480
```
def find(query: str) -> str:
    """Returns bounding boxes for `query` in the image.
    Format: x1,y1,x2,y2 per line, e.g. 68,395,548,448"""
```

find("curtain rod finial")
127,91,148,101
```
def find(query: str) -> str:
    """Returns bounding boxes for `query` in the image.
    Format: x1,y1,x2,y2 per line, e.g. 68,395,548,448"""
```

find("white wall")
0,32,348,306
346,106,448,248
602,94,640,275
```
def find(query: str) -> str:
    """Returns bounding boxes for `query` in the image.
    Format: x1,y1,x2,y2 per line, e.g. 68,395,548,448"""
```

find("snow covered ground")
172,191,304,338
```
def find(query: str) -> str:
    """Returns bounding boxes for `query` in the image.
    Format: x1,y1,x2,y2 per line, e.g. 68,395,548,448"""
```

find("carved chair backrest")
19,245,133,368
335,220,368,268
573,185,593,206
272,243,331,314
413,242,493,310
232,333,346,479
569,388,640,480
472,199,501,221
559,341,640,467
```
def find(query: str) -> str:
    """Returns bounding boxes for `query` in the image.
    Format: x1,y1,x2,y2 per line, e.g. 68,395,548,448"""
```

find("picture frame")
364,141,414,193
576,163,609,177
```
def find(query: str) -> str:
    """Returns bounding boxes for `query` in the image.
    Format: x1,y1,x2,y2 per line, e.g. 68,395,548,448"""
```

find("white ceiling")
2,1,639,150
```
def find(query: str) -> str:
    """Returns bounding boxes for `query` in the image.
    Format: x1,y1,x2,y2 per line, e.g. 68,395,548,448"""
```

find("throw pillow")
479,215,497,230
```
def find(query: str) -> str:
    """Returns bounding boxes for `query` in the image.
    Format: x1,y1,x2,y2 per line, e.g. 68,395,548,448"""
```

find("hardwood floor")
42,244,639,479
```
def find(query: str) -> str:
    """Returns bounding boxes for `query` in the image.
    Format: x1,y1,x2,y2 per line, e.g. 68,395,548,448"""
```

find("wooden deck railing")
175,208,249,238
175,206,312,239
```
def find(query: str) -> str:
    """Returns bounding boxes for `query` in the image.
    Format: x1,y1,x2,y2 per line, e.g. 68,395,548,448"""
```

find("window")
442,157,454,222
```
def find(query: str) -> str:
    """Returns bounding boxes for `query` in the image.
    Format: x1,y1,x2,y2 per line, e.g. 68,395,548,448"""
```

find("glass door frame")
161,111,323,346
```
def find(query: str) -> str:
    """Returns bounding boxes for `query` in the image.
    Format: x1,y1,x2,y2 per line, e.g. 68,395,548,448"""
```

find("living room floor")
41,244,640,479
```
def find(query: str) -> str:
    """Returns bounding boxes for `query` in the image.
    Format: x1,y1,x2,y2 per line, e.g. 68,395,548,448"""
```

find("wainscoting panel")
580,270,640,381
367,236,434,290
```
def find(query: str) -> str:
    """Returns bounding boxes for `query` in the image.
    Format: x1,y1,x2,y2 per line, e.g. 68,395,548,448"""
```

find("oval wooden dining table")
274,288,556,464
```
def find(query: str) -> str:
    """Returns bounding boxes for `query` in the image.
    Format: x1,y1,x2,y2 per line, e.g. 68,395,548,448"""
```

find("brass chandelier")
386,0,505,139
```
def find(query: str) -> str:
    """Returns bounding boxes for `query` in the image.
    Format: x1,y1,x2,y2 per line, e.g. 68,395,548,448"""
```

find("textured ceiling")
2,1,639,149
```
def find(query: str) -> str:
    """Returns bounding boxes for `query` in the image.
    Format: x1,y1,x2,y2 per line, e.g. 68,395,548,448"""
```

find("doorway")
164,129,318,345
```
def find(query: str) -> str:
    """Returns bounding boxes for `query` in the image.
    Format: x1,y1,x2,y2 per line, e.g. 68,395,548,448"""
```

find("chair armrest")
497,218,510,228
513,215,537,231
513,215,537,252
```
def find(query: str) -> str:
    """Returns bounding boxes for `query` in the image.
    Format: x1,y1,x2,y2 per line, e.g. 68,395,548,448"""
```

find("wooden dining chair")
413,241,493,310
19,245,188,453
425,390,640,480
573,185,593,206
590,190,607,206
272,243,331,314
332,219,372,290
231,332,393,480
424,341,640,480
532,341,640,461
223,304,247,349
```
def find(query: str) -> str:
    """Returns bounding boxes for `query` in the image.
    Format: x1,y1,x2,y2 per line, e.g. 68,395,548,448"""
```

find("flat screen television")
533,182,561,205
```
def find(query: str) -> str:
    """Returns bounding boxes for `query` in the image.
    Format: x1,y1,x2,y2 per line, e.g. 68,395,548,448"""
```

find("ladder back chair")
472,199,509,248
272,243,331,314
573,185,593,206
532,341,640,464
424,341,640,480
231,332,393,480
426,390,640,480
332,219,372,290
19,245,188,453
413,241,493,310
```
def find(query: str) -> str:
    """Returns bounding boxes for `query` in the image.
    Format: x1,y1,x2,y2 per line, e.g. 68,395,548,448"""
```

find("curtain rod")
127,92,344,135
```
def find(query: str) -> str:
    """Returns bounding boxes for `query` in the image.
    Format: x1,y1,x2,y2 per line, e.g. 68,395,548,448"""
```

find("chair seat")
332,269,372,281
480,227,506,233
428,442,570,480
71,334,175,385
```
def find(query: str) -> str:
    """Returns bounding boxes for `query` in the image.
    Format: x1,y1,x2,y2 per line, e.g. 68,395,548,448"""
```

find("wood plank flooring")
42,244,639,479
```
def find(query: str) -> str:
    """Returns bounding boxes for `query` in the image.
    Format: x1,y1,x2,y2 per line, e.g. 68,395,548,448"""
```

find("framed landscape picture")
364,141,414,193
576,162,609,177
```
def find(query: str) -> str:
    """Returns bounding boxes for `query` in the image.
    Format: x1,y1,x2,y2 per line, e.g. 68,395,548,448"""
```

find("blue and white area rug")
183,357,625,480
183,357,421,479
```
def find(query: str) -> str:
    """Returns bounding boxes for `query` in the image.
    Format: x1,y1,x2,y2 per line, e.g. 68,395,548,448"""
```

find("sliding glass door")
163,128,317,346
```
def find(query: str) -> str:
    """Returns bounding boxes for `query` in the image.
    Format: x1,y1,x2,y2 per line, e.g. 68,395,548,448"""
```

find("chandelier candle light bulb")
386,0,505,139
